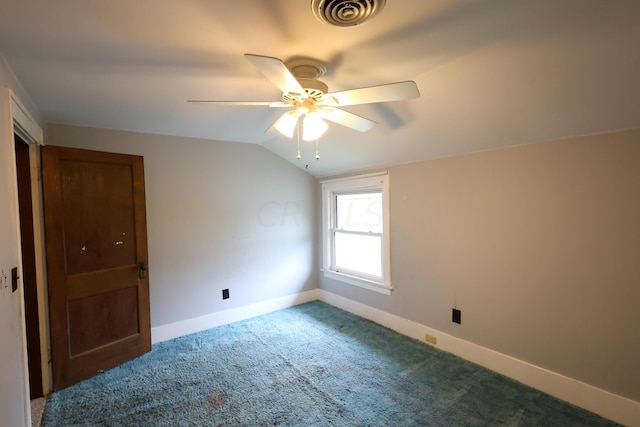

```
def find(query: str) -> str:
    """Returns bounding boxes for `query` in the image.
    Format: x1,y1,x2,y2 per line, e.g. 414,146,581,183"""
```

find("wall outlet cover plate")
452,308,461,324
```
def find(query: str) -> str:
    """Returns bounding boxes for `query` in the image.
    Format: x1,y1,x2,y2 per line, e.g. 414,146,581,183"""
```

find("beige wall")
46,124,319,327
320,129,640,402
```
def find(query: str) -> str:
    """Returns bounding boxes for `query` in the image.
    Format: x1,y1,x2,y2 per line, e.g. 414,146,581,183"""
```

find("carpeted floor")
42,301,620,426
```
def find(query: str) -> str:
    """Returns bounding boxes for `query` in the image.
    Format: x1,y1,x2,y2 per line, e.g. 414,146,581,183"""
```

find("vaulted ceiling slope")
1,0,638,177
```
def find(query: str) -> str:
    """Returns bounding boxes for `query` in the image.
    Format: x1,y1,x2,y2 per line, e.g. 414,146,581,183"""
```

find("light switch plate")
11,267,18,292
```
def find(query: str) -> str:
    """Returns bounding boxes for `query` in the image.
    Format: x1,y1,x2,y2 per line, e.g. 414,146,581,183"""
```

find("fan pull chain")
294,119,321,161
296,121,301,160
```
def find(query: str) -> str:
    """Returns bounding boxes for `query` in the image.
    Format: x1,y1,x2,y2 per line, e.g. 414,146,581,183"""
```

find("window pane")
336,193,382,233
334,232,381,277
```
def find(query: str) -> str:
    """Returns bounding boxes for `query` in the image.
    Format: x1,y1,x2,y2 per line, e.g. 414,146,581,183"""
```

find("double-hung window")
321,172,392,295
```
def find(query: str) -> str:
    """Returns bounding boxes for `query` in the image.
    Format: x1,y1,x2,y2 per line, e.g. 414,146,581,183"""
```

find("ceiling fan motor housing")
311,0,386,27
284,57,328,102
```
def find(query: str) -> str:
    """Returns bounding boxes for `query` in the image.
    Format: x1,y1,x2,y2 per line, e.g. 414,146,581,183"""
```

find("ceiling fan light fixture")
274,111,299,138
303,112,329,141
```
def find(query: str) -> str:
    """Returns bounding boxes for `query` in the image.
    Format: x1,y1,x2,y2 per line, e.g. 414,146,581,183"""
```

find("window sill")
321,269,393,295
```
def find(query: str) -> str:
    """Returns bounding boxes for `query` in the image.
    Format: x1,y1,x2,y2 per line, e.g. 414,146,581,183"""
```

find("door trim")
9,89,43,145
6,88,49,411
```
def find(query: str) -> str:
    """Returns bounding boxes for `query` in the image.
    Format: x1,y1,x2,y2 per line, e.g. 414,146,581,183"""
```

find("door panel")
61,160,137,274
42,145,151,390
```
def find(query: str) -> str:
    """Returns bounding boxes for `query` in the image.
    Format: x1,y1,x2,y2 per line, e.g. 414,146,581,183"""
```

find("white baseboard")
319,289,640,427
151,289,319,344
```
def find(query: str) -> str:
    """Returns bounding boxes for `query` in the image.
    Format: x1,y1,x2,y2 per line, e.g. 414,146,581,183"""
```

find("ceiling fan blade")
319,108,377,132
187,100,290,107
323,81,420,107
244,54,305,96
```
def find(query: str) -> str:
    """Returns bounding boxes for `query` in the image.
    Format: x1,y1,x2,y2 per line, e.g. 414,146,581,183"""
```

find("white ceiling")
1,0,638,177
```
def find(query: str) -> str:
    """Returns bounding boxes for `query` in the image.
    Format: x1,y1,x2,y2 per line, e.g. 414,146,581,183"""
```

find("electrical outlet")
452,308,461,324
222,288,230,300
425,333,437,345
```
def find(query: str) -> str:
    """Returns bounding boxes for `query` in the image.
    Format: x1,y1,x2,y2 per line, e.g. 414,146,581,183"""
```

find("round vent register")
311,0,386,27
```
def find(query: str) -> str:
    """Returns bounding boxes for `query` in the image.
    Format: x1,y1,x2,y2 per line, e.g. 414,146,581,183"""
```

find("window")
321,172,392,294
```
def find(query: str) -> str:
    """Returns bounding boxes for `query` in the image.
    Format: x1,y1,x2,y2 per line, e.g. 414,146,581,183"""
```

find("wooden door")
42,145,151,390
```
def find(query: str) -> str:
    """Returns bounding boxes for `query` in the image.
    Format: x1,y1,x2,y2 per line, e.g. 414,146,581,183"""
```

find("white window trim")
321,172,393,295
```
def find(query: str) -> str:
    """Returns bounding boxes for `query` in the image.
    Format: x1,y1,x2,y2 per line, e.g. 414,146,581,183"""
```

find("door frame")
15,134,43,398
6,89,50,407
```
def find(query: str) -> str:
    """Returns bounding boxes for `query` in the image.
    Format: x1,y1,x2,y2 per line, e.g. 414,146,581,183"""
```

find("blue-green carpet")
42,301,620,426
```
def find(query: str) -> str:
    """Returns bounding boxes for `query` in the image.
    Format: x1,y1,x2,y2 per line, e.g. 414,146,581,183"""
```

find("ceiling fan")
188,54,420,145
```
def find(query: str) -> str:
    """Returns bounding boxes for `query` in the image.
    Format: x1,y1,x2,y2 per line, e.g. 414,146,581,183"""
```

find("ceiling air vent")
311,0,386,27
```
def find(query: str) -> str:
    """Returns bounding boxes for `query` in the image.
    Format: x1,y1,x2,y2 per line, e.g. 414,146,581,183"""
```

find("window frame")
321,172,392,295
